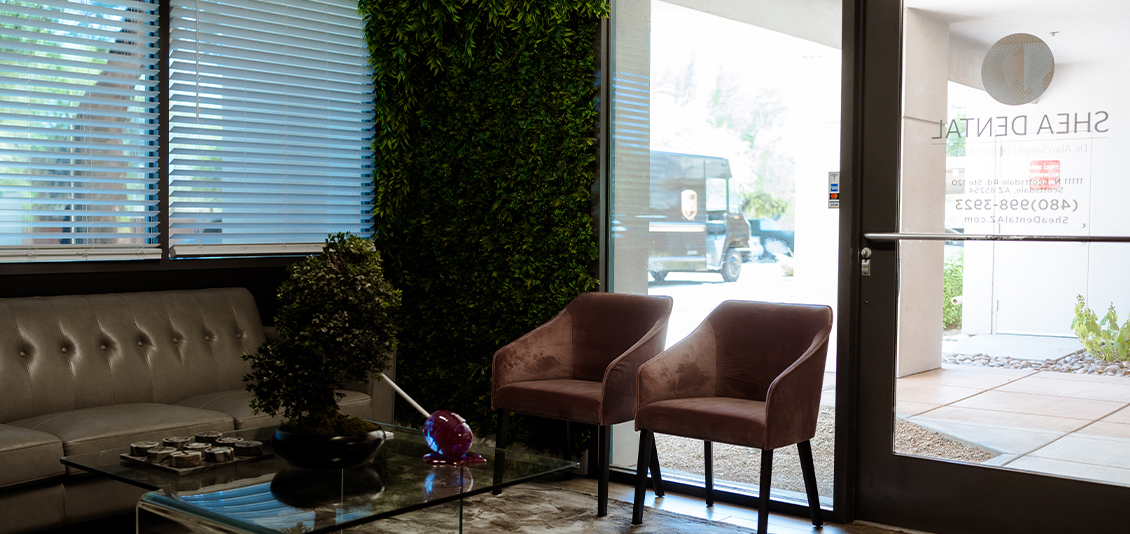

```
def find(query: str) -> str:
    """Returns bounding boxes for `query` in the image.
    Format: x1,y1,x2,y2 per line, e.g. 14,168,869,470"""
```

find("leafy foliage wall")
358,0,607,440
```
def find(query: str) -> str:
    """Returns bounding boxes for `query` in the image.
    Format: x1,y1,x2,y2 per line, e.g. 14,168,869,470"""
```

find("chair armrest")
599,313,671,425
763,328,831,450
491,308,574,398
635,322,719,426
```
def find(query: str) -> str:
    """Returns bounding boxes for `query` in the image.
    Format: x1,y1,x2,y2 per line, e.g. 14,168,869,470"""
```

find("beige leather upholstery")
0,288,395,533
9,403,235,475
0,425,64,488
0,288,265,423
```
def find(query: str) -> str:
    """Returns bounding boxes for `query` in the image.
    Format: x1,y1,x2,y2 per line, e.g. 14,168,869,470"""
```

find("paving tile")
894,400,939,418
1024,370,1130,384
907,418,1064,454
982,453,1018,466
951,390,1125,420
940,363,1033,376
899,367,1033,389
913,406,1086,433
895,381,983,405
1101,405,1130,425
1006,455,1130,488
1026,433,1130,470
1075,421,1130,440
997,374,1130,403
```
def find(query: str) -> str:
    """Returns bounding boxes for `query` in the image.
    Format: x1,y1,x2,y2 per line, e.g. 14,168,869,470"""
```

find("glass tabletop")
63,423,576,533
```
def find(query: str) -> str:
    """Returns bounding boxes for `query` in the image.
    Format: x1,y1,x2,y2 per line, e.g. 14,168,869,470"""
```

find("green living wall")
359,0,607,440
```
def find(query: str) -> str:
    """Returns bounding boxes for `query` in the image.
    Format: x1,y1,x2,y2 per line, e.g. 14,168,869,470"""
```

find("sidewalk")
897,364,1130,487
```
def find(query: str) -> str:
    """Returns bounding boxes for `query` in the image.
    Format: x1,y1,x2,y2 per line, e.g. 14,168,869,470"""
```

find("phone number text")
953,198,1079,213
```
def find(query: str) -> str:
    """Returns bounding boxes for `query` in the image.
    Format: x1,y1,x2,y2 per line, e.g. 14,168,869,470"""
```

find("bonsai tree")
243,233,401,436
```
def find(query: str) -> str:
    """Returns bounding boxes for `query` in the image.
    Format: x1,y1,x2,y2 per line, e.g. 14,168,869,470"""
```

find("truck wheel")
649,270,667,282
720,250,742,282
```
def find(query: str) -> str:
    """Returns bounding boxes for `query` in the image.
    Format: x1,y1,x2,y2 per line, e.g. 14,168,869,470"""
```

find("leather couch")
0,288,395,533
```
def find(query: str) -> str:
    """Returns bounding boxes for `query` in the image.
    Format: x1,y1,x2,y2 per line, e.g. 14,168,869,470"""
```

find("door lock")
860,247,872,276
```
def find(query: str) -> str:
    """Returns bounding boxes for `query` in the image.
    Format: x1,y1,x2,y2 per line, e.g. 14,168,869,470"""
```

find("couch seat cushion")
9,403,234,474
493,379,604,424
0,424,65,489
175,389,373,429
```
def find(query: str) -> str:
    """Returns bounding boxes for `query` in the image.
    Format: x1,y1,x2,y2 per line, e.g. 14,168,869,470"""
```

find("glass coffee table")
61,423,576,533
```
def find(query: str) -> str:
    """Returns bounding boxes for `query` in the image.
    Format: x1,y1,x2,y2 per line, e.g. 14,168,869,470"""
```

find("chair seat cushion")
8,403,234,475
637,397,768,449
0,424,65,489
175,389,373,429
494,379,605,424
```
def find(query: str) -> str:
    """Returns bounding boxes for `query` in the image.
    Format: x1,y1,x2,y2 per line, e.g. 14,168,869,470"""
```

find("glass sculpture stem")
380,372,431,418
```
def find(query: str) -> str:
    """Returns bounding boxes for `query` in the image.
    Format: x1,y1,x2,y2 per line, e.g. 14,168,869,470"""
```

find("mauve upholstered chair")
491,291,673,517
631,300,832,532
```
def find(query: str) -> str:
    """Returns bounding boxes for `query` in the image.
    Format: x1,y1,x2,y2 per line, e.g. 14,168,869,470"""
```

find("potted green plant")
243,232,401,469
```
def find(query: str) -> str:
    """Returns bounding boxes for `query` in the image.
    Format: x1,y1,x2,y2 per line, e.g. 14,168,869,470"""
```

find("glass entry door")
855,1,1130,532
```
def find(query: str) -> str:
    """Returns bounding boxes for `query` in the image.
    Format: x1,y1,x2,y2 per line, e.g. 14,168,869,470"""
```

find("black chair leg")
632,430,654,525
597,424,610,517
758,448,773,534
492,410,509,495
704,440,714,506
649,437,664,497
797,440,823,527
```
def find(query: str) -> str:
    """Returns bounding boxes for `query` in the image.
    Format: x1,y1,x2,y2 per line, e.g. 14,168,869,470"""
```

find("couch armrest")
342,346,397,424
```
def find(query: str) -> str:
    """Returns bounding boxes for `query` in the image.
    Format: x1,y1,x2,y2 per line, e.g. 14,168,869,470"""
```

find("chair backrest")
566,292,673,382
706,300,832,402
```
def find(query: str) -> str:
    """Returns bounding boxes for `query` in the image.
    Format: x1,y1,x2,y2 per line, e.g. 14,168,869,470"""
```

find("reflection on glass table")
61,423,575,533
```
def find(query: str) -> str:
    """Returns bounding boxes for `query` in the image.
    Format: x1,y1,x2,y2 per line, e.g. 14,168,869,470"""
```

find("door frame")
850,1,1130,532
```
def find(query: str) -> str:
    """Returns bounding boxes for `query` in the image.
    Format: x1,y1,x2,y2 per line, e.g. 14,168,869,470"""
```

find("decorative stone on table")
130,441,160,457
170,451,203,468
147,447,177,463
184,442,211,453
215,437,243,447
162,436,191,450
233,440,263,457
195,431,223,444
204,447,234,462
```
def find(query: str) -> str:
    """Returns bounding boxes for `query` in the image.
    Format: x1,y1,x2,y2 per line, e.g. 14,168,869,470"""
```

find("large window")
0,0,373,262
0,0,160,261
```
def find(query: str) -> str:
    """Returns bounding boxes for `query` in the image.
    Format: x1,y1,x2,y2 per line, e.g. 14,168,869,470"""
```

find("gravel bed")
652,407,996,498
943,351,1130,376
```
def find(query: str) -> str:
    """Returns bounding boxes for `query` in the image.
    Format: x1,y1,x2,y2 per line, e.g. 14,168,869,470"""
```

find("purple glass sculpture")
422,410,485,466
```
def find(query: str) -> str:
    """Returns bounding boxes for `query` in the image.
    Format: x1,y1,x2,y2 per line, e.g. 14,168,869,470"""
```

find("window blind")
0,0,159,262
168,0,374,257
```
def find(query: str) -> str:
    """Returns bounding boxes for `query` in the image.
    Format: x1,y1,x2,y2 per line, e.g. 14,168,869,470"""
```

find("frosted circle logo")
982,33,1055,105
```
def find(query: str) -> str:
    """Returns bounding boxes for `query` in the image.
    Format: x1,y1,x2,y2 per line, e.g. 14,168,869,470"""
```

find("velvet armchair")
492,291,673,516
630,300,833,532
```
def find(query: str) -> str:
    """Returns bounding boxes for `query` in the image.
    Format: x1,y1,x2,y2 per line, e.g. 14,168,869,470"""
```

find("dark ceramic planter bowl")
272,427,387,470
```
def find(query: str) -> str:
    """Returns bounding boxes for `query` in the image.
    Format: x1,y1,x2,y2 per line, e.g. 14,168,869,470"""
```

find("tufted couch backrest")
0,288,267,423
